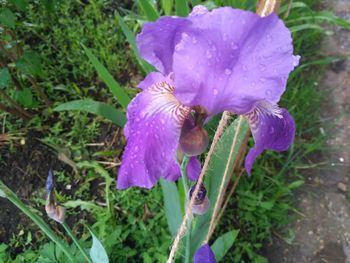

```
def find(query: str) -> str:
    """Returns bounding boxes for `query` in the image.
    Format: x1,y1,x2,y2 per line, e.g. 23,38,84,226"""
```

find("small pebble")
339,157,345,162
337,182,347,193
66,184,72,190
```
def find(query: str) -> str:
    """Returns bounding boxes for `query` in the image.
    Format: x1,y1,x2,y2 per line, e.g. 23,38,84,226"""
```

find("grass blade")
138,0,159,21
175,0,189,17
161,0,174,15
53,99,126,127
116,13,155,74
160,179,182,237
82,44,130,109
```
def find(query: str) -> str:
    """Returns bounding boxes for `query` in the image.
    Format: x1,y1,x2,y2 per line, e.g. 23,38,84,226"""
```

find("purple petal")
244,102,295,174
136,17,189,75
194,244,217,263
187,157,201,181
172,7,299,115
137,72,173,90
163,156,201,182
117,82,191,189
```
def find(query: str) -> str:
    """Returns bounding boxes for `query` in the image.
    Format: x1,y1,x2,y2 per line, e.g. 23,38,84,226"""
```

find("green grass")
0,0,338,262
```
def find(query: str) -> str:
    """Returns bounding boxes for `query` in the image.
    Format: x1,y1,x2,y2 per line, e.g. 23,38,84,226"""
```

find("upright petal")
194,243,217,263
117,82,191,189
244,101,296,174
136,17,189,74
173,7,299,115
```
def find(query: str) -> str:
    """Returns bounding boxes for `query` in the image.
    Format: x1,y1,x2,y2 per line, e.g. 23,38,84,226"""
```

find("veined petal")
194,243,217,263
136,17,189,75
244,101,295,174
117,82,191,189
173,7,299,115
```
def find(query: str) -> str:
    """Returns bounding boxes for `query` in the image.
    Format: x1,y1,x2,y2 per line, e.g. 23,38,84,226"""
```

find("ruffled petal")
194,243,217,263
117,82,191,189
173,7,299,115
244,101,295,174
136,17,189,74
137,72,173,90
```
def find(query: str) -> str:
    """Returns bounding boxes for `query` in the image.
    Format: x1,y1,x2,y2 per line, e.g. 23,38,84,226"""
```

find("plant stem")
0,180,75,262
62,222,92,263
180,155,191,263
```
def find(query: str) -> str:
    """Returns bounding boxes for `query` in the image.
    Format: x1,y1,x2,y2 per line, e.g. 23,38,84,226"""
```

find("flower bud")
45,170,66,223
188,183,210,215
180,125,209,156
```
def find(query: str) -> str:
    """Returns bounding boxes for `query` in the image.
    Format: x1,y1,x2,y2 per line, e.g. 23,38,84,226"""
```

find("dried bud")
188,183,210,215
45,170,66,223
180,124,209,156
45,199,66,224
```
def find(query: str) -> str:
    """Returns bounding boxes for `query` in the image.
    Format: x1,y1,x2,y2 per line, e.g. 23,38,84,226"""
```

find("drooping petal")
173,7,299,115
194,243,217,263
136,17,189,75
244,101,296,174
117,82,191,189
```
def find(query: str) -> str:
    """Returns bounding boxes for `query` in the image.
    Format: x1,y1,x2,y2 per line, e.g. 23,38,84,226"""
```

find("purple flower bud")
46,169,54,192
180,126,209,156
188,183,210,215
194,243,217,263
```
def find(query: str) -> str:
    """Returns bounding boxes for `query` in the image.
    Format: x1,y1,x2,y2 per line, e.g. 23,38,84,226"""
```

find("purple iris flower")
117,6,299,189
194,243,217,263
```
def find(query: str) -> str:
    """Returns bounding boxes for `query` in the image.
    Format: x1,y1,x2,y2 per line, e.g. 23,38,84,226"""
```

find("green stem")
180,156,191,263
0,180,75,262
62,222,92,263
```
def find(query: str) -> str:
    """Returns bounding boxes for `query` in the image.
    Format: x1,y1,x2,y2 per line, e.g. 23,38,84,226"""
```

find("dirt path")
265,1,350,262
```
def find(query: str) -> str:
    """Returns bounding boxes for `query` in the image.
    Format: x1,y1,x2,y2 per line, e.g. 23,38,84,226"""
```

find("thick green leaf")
116,14,154,74
0,8,16,28
0,68,11,89
211,230,239,262
53,99,126,127
82,45,130,109
175,0,189,16
191,118,249,254
16,51,44,77
13,88,37,108
160,179,182,237
89,230,109,263
138,0,159,21
9,0,28,11
161,0,173,15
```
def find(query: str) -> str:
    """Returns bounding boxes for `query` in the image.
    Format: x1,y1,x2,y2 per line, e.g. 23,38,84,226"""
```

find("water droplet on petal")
134,146,139,152
266,90,272,96
224,69,232,75
206,50,212,59
213,89,218,95
259,77,267,82
242,65,247,71
259,64,266,71
223,33,228,41
192,36,197,44
231,42,238,50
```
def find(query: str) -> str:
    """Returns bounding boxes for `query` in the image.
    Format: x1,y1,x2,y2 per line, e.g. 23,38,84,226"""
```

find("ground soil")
264,1,350,262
